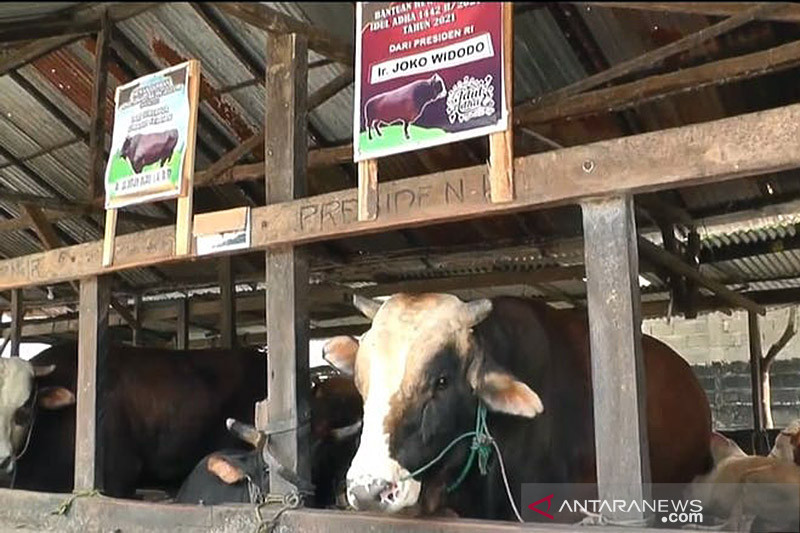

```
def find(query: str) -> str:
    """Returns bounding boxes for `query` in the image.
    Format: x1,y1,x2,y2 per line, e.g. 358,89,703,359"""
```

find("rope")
51,490,100,516
490,439,523,523
254,491,302,533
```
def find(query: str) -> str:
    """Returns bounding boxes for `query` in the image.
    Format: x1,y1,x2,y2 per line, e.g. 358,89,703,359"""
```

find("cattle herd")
1,292,800,530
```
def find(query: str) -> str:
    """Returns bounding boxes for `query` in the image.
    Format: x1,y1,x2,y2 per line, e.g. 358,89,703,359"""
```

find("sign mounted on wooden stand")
102,59,201,266
353,1,514,220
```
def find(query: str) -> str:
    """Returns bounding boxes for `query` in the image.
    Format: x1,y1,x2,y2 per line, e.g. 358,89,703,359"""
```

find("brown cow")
364,74,446,140
324,294,712,521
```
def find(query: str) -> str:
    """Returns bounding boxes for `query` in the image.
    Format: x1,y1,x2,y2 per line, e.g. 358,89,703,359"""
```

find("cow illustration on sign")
119,129,179,174
364,73,446,141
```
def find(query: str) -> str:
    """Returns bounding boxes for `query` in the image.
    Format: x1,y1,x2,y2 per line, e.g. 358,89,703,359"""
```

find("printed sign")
193,207,251,257
104,62,196,209
354,2,507,161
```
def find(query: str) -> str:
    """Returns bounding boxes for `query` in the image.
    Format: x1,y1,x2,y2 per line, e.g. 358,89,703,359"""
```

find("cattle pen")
2,1,800,532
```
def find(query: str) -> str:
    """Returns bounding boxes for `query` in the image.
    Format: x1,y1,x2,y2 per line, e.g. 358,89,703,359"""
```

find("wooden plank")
131,294,141,346
1,102,800,290
581,195,651,520
261,30,312,496
590,2,800,23
9,289,22,357
748,311,769,455
101,208,117,267
200,132,264,186
88,8,111,201
538,3,780,104
215,2,353,66
357,159,377,221
176,297,188,350
0,488,691,533
75,275,110,491
488,2,515,203
218,257,235,349
516,37,800,127
175,59,201,257
110,298,138,329
637,237,765,314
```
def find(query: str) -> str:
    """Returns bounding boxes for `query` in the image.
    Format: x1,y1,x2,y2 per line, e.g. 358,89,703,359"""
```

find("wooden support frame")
357,159,377,221
88,9,112,202
488,2,515,203
582,195,651,520
2,102,800,289
176,297,189,350
748,311,769,455
9,289,22,357
75,275,110,491
260,30,312,496
218,257,236,349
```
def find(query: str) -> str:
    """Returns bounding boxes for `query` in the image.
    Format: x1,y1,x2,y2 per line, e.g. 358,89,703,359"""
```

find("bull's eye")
435,375,449,391
14,406,32,427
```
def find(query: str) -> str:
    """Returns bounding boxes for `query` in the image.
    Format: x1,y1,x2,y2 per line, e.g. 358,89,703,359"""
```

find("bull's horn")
330,420,363,441
352,294,381,320
225,418,264,449
459,299,493,328
32,364,56,378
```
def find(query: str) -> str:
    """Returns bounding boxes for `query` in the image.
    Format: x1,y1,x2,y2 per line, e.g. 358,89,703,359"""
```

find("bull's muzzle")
346,473,421,513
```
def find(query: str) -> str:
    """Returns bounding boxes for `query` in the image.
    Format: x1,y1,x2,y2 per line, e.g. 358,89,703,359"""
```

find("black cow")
3,341,265,498
364,73,446,140
323,294,713,521
175,373,363,507
120,129,179,173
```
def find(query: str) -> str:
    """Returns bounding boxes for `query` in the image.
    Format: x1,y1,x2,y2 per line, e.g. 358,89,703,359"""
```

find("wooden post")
131,294,141,346
357,159,378,221
748,311,769,455
488,2,514,203
261,30,312,496
175,60,201,257
581,195,651,521
75,275,110,491
218,257,235,349
88,9,111,202
10,289,22,357
176,297,189,350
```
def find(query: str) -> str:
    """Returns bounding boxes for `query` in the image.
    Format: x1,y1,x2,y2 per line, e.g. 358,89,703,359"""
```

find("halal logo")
446,74,495,124
528,493,555,520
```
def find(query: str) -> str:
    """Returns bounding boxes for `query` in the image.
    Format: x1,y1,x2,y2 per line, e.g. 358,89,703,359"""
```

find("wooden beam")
131,294,141,346
590,2,800,23
0,3,158,43
538,3,779,104
215,3,353,66
75,275,110,491
307,69,353,110
582,195,651,520
20,204,62,250
748,311,769,455
88,9,111,201
516,37,800,127
199,132,264,187
110,297,138,329
10,289,22,357
218,257,235,349
1,102,800,290
638,237,765,315
0,35,81,76
176,297,188,350
261,30,311,496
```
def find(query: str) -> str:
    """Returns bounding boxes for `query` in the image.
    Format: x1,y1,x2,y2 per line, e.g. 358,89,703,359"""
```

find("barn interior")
1,1,800,528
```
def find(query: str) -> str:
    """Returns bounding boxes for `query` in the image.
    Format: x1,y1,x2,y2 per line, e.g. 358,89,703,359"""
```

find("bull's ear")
470,370,543,418
38,387,76,410
32,364,55,378
207,455,245,485
459,299,492,329
323,336,359,376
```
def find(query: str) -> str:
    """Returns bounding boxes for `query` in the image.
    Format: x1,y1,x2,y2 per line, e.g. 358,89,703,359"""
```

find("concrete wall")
643,307,800,430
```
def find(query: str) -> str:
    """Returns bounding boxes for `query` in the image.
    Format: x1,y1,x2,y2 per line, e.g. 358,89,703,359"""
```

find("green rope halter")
399,402,493,493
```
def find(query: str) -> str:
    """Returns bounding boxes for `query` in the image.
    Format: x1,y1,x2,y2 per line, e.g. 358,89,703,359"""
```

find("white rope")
490,439,524,523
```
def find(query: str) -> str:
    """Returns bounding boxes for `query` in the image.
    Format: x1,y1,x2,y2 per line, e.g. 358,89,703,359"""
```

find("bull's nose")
346,478,393,511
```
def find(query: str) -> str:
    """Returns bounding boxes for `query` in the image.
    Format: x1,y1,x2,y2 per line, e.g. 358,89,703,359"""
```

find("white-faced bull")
0,358,75,484
324,293,713,520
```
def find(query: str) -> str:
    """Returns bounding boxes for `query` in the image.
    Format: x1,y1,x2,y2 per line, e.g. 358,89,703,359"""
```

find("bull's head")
0,359,74,481
323,293,543,514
